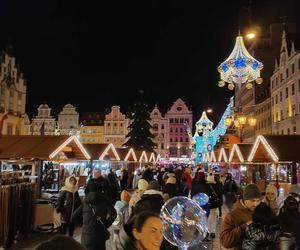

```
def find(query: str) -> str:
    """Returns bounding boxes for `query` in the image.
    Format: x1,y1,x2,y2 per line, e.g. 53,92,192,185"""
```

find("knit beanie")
243,184,261,201
147,180,159,190
120,190,131,203
138,179,148,191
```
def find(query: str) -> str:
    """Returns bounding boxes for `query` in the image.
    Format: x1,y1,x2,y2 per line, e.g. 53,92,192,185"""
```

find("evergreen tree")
124,92,156,151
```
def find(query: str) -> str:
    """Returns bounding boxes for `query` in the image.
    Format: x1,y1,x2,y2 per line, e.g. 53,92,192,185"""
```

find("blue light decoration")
187,97,233,163
218,36,263,90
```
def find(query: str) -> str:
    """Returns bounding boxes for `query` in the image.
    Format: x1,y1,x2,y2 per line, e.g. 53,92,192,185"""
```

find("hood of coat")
61,176,78,193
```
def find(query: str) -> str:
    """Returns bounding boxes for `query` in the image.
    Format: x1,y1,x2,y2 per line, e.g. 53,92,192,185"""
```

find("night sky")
0,0,298,124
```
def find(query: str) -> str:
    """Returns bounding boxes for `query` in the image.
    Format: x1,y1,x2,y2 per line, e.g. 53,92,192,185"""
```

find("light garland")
229,144,244,163
149,152,156,163
139,150,148,163
247,135,279,162
49,135,91,160
218,148,228,162
218,36,263,90
124,148,138,162
99,143,121,161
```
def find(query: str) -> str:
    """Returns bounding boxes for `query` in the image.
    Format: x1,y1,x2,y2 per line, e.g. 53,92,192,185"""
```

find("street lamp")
225,114,256,142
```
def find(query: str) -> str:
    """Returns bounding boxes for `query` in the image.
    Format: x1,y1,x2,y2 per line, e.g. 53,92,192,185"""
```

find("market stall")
247,135,300,195
228,143,253,186
0,135,91,247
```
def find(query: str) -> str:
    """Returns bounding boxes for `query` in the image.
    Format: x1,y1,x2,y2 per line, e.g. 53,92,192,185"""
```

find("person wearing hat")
289,184,300,201
129,178,148,215
220,184,261,250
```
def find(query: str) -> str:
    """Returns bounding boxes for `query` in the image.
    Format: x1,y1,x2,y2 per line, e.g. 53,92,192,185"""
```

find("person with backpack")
223,173,238,211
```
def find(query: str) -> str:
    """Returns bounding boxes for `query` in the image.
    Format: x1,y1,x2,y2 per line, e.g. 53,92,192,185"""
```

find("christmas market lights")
99,143,121,161
229,144,245,163
124,148,138,162
218,36,263,90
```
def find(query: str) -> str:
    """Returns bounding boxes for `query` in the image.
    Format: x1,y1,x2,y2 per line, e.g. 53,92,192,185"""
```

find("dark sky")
0,0,298,124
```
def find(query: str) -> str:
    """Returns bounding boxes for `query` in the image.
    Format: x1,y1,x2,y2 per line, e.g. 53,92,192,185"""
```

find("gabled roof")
248,135,300,163
83,144,110,160
0,135,90,160
229,143,253,163
148,152,156,163
218,148,228,162
208,151,217,162
135,150,148,163
115,147,138,162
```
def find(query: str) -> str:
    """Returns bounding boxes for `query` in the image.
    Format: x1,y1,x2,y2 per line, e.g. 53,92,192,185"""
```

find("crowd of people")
35,164,300,250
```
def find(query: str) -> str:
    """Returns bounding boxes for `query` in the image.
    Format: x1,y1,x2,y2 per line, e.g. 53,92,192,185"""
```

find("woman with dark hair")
56,176,81,236
72,192,117,250
242,202,281,249
124,211,164,250
278,195,300,249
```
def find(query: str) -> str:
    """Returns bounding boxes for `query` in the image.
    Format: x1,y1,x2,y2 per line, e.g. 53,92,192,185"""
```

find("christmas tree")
124,91,156,151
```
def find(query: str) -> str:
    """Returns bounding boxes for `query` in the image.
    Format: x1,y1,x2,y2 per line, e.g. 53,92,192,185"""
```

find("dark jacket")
107,171,121,201
56,190,81,223
191,179,211,198
163,183,178,199
85,176,113,200
278,211,300,248
72,192,117,248
134,190,165,215
242,223,281,250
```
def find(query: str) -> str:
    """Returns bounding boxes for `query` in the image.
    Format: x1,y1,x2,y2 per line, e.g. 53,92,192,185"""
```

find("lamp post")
225,114,256,142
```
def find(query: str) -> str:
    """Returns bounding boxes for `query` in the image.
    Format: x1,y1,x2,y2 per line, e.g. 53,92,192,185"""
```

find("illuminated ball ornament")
218,36,263,90
192,193,209,206
160,196,208,250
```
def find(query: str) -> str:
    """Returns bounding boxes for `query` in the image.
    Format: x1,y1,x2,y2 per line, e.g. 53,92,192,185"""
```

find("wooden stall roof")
135,150,149,163
248,135,300,163
83,143,120,161
115,147,138,162
0,135,90,160
229,143,253,163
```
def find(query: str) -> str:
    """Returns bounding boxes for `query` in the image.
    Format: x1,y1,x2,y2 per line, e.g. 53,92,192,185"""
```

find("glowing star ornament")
218,36,263,90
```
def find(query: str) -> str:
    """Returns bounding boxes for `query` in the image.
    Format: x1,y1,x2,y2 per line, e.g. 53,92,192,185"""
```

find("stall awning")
248,135,300,163
0,135,90,160
229,143,253,163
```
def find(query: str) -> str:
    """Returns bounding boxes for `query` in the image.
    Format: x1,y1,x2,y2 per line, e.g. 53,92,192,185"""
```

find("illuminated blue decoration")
188,98,233,163
218,36,263,90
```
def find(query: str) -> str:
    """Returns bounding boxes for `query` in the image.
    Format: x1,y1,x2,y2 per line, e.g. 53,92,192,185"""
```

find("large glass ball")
160,196,208,249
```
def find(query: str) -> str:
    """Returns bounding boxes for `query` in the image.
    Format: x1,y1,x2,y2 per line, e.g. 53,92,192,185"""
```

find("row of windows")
169,118,189,124
255,103,271,115
274,104,298,122
275,126,297,135
256,117,271,130
106,123,124,127
170,137,189,143
170,127,186,133
271,58,300,89
272,80,299,106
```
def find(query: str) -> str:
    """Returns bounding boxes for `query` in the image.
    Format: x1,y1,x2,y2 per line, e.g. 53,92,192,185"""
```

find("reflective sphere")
160,196,208,249
192,193,209,206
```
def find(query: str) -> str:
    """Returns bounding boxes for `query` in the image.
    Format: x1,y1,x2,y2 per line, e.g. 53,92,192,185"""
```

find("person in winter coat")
112,190,131,248
35,235,86,250
123,211,164,250
107,169,121,203
220,184,261,250
182,167,192,191
262,184,281,215
223,173,238,211
132,168,142,190
85,168,113,201
120,166,129,191
242,202,281,249
72,192,117,250
214,174,224,218
134,180,166,215
278,195,300,249
163,176,178,199
56,176,81,236
191,171,211,198
129,178,148,215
